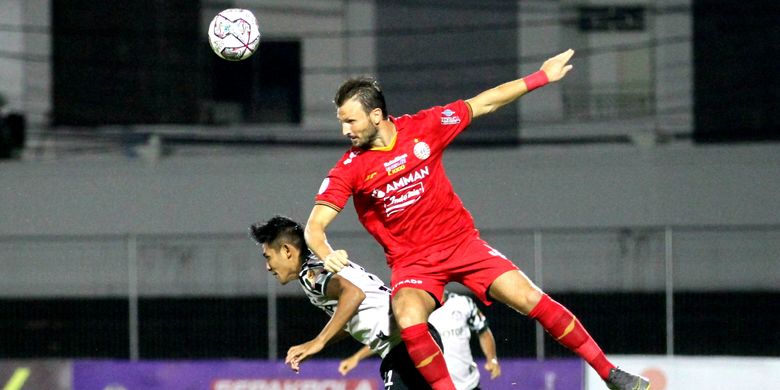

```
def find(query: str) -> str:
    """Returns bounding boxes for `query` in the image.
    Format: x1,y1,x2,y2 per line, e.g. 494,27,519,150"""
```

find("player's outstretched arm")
478,327,501,379
305,204,350,273
339,345,376,376
466,49,575,119
285,275,366,372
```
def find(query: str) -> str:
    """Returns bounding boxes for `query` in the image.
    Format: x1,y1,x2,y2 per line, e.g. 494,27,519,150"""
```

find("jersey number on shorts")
484,243,508,260
383,369,394,389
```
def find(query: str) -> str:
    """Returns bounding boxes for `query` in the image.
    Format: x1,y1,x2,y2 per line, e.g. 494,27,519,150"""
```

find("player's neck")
369,120,397,149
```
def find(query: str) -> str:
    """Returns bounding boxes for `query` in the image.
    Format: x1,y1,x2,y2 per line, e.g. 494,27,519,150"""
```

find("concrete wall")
1,143,779,296
1,0,775,298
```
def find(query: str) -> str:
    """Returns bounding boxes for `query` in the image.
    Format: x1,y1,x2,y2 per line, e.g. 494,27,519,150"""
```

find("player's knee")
394,308,428,329
503,285,543,315
524,288,543,309
392,288,436,328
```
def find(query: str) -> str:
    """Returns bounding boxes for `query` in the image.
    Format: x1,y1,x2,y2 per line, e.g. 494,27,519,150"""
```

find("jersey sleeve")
314,151,358,211
407,99,472,150
465,296,489,334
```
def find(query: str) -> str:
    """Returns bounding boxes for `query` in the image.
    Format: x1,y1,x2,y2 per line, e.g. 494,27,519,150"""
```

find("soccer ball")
208,8,261,61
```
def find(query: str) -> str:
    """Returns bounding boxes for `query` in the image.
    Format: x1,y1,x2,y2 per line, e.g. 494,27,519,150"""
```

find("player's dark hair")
249,215,311,258
334,76,388,119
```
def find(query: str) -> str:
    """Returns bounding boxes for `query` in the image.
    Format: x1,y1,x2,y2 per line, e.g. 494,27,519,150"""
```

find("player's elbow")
343,283,366,304
350,287,366,303
472,102,504,120
303,221,323,244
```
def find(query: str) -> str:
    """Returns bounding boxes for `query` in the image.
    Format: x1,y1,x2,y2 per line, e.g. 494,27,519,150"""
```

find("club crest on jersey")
413,141,431,160
441,109,461,125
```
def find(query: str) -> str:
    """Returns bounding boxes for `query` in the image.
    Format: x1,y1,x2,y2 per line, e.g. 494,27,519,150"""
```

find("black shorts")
379,323,443,390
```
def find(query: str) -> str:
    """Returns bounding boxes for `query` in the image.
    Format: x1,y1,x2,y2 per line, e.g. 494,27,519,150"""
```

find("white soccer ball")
208,8,261,61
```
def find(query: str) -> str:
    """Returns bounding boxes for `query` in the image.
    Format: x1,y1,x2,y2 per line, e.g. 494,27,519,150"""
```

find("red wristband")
523,70,549,92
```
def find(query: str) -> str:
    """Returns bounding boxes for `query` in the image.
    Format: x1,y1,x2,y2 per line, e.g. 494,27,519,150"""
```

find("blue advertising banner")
73,358,582,390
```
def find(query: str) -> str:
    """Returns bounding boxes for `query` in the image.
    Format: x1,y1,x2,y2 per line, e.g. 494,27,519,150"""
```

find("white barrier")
585,356,780,390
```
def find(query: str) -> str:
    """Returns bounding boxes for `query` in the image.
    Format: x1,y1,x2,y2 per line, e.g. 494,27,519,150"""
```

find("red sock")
529,294,615,380
400,323,456,390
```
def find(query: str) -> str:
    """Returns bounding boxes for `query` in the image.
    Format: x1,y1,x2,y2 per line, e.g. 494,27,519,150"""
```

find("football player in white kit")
340,290,501,390
250,215,443,389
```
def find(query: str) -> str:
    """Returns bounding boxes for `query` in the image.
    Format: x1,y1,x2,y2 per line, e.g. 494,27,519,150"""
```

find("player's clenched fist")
324,249,349,273
338,356,359,375
285,338,326,373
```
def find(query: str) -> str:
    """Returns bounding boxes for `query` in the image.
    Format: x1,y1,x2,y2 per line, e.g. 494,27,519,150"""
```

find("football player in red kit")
305,49,649,390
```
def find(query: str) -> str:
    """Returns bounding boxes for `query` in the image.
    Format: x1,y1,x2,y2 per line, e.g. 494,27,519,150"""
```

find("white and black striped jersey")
428,291,489,390
298,255,401,359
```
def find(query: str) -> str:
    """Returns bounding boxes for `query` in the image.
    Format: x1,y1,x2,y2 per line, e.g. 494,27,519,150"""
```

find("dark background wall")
693,0,780,142
376,0,520,144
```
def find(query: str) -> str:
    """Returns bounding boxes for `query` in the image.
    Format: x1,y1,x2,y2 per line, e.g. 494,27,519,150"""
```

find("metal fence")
1,224,778,360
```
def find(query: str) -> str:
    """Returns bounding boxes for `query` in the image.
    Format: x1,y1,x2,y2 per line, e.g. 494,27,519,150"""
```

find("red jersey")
315,100,478,268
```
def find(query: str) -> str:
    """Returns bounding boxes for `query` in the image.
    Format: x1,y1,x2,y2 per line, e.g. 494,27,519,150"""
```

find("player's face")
262,243,297,285
337,97,380,149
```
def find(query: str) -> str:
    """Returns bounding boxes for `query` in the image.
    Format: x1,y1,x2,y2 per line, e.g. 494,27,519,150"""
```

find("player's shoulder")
326,147,372,180
321,148,369,187
335,147,367,166
400,100,468,123
337,261,373,282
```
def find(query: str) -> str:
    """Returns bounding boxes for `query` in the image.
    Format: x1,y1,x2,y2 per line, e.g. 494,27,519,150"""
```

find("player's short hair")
249,215,311,257
334,76,388,119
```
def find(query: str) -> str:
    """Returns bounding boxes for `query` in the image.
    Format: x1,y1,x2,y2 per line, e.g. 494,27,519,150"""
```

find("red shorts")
390,234,519,306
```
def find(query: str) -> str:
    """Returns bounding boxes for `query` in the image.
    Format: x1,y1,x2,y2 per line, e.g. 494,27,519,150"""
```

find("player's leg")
488,270,649,390
380,323,443,390
488,270,612,373
392,287,456,390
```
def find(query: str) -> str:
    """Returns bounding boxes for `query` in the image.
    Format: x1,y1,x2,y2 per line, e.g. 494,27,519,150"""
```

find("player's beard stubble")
353,122,380,149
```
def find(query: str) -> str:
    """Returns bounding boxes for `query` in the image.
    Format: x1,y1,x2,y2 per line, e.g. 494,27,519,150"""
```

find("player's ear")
370,108,383,125
279,243,292,259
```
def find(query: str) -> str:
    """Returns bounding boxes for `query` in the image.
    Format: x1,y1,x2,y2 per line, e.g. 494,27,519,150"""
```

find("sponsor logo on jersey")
413,141,431,160
365,171,377,181
384,166,429,193
369,166,430,217
441,109,461,125
383,154,407,176
387,165,405,176
384,182,424,216
371,188,386,198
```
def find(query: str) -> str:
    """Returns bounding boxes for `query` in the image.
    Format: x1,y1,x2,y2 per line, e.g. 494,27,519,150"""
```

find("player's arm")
478,324,501,379
338,344,376,376
285,274,366,371
305,204,350,272
465,49,574,119
328,329,352,346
